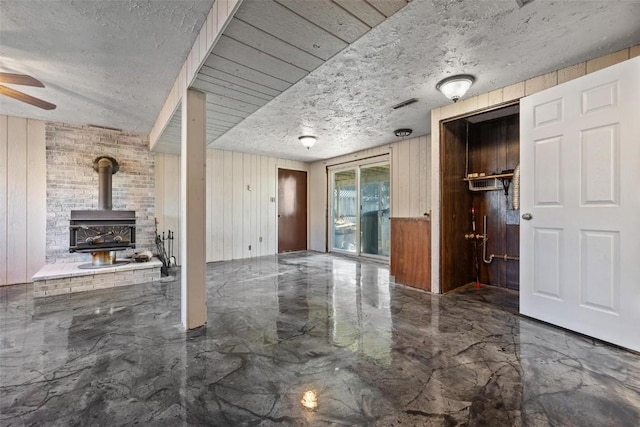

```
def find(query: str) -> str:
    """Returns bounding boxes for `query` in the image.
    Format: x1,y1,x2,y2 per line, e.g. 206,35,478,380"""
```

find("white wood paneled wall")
0,115,46,286
391,135,430,218
155,149,308,264
309,135,430,252
155,154,182,264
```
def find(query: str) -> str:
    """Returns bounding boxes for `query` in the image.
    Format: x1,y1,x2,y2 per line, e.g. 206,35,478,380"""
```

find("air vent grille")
515,0,534,7
392,98,418,110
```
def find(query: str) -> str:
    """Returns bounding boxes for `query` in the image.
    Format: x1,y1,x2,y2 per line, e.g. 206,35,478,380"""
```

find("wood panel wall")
469,114,520,289
391,135,430,218
155,149,308,264
439,120,474,293
309,135,430,252
439,113,520,292
390,218,431,291
0,115,46,286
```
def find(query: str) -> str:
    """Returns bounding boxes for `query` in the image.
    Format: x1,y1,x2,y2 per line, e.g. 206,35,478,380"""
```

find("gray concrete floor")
1,252,639,426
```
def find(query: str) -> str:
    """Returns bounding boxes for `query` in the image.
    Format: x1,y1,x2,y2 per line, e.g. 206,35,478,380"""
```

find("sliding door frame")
328,155,390,260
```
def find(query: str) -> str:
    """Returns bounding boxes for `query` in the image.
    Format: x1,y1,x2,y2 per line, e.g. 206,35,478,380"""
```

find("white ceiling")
1,0,639,162
208,0,640,161
0,0,214,133
153,0,409,153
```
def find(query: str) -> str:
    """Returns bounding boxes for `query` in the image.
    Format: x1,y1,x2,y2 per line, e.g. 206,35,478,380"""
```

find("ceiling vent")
392,98,418,110
515,0,534,7
88,124,123,132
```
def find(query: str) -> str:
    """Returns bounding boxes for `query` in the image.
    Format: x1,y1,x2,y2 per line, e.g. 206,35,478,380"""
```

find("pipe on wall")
481,215,519,264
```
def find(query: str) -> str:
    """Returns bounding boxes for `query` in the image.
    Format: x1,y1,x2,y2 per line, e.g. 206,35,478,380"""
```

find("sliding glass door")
330,161,390,258
332,169,357,253
360,163,390,256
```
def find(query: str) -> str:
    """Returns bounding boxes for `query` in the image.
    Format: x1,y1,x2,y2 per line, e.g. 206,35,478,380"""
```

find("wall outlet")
259,237,263,242
248,245,252,251
270,197,275,203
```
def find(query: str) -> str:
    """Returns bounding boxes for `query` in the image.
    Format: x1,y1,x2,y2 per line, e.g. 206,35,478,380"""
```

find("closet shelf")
464,172,514,192
463,172,514,182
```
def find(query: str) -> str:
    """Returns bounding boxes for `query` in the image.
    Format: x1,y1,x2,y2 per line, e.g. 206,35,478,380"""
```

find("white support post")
181,88,207,329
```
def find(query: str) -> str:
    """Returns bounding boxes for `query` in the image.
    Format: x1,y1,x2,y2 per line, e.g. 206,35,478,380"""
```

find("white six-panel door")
520,57,640,352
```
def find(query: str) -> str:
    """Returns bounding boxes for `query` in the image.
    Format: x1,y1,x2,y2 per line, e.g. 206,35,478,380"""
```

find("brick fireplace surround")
46,122,155,265
32,122,160,296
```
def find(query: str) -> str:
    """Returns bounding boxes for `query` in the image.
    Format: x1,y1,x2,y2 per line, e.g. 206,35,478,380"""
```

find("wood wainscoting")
390,218,431,291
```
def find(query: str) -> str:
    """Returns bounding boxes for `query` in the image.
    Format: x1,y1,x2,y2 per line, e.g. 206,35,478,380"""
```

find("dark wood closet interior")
440,104,520,293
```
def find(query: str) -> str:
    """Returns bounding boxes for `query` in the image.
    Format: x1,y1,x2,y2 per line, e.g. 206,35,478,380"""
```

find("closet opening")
440,103,520,293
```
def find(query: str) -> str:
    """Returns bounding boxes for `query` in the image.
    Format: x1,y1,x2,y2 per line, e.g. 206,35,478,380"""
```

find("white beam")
149,0,244,152
181,89,207,329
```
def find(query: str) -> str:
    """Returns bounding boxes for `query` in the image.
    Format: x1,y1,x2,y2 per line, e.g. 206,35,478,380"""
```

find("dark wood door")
278,169,307,253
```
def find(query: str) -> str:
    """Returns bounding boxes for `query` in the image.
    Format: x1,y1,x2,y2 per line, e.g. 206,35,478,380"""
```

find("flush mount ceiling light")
436,74,475,103
299,135,317,149
394,128,412,138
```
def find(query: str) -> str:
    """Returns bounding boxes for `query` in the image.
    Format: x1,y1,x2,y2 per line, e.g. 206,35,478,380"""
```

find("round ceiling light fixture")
436,74,475,103
394,128,412,138
299,135,317,149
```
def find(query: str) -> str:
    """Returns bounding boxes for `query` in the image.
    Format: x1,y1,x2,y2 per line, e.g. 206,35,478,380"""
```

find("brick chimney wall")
46,122,155,264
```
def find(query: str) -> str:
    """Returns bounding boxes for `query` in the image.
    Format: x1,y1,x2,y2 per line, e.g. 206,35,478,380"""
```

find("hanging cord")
471,207,481,288
465,120,469,178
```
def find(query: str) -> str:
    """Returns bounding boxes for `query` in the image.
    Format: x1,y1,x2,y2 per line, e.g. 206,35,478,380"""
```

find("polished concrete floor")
1,252,639,426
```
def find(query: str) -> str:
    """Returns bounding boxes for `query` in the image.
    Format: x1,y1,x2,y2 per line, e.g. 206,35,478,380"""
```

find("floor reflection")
518,317,639,426
1,252,638,426
331,258,392,366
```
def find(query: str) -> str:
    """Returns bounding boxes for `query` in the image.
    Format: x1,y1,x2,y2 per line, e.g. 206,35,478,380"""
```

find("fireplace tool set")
154,219,175,277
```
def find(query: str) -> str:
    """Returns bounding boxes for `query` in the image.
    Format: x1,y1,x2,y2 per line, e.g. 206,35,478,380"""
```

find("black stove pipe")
92,156,119,210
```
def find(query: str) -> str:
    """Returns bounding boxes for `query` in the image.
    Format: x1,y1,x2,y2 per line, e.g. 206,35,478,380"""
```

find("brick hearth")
32,259,162,297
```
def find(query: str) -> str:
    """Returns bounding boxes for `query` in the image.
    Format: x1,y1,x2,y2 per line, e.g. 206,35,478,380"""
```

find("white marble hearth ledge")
32,258,163,281
32,258,163,297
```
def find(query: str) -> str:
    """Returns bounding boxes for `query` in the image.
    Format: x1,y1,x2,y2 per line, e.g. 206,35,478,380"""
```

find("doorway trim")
432,100,520,294
327,155,390,260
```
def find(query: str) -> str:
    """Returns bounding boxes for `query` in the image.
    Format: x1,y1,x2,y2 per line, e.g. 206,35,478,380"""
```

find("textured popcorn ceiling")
211,0,640,161
0,0,214,134
1,0,639,161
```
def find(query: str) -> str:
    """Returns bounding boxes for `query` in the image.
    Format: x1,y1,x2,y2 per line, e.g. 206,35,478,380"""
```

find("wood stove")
69,156,136,268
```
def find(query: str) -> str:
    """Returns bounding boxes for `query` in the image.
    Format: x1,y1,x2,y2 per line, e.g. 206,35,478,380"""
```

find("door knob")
522,213,533,220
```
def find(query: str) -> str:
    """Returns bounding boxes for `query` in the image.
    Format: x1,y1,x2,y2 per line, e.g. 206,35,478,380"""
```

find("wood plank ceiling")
155,0,408,154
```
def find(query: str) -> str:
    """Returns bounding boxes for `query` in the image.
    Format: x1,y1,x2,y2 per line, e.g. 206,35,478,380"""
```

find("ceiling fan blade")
0,85,56,110
0,72,45,87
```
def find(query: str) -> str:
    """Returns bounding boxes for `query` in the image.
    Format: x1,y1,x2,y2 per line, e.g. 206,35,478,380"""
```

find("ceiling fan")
0,72,57,110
